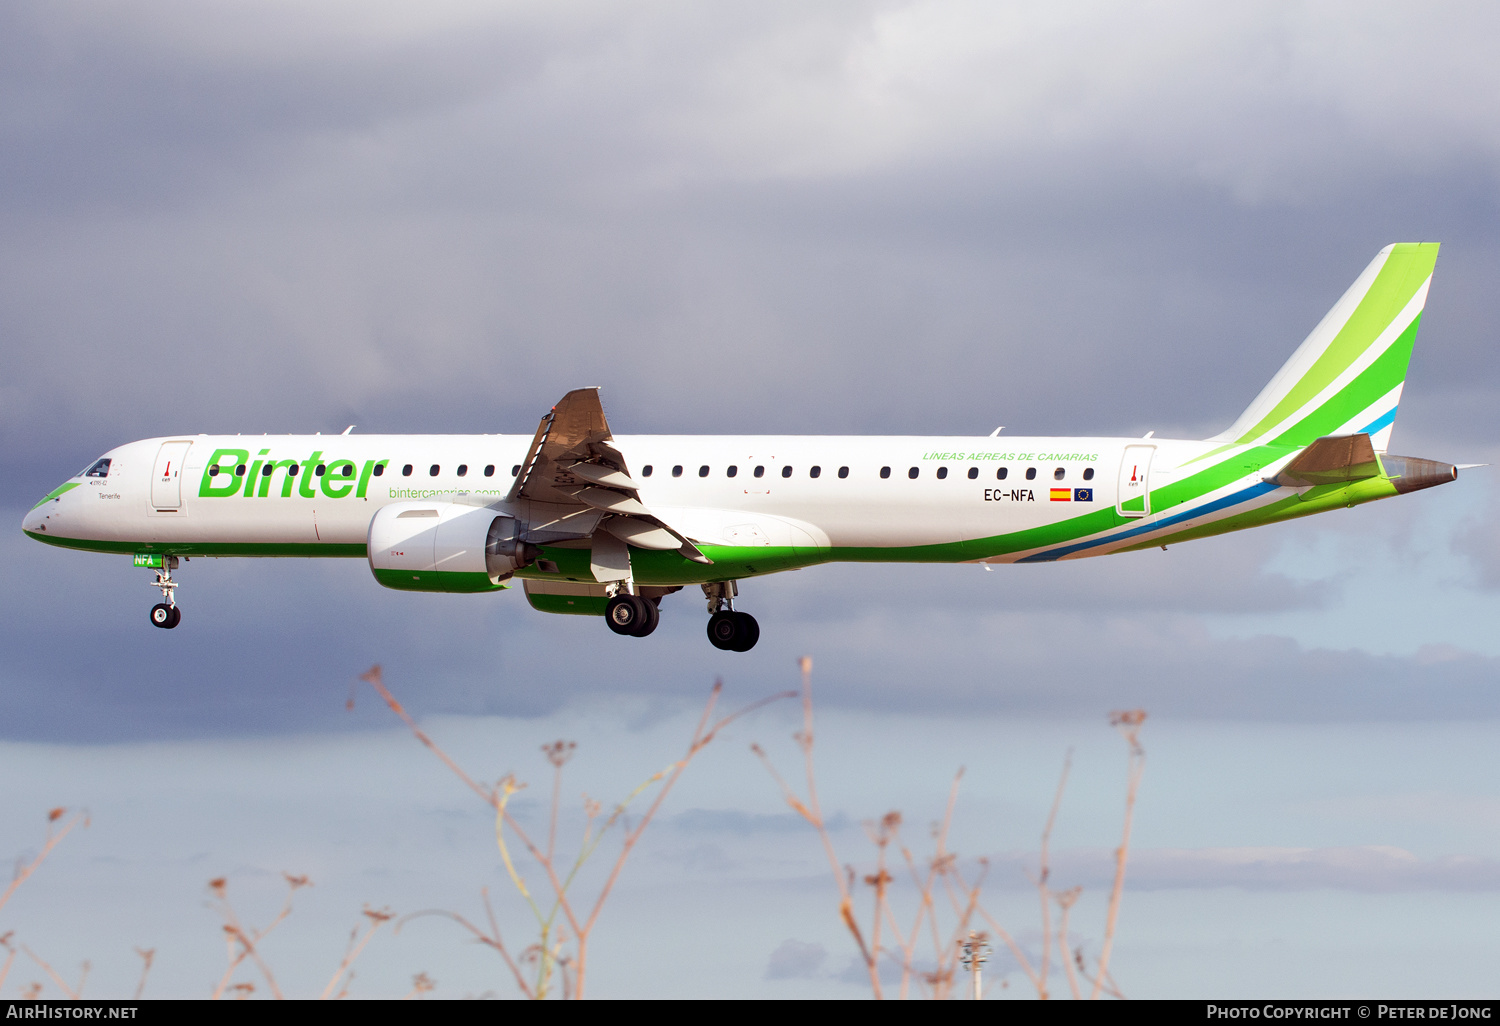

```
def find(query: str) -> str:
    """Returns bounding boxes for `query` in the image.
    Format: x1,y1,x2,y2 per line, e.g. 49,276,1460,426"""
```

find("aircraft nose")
22,487,67,536
22,504,46,535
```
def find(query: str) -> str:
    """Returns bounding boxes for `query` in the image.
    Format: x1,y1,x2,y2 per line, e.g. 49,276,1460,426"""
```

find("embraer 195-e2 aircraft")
23,243,1465,651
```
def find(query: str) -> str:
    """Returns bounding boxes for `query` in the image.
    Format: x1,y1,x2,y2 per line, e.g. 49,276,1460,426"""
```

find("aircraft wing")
509,388,710,573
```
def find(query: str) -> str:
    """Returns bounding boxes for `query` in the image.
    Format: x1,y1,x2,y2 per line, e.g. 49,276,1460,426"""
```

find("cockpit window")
84,458,110,479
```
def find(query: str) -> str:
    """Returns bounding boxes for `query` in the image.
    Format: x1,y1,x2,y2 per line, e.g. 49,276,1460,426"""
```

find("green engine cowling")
366,501,535,592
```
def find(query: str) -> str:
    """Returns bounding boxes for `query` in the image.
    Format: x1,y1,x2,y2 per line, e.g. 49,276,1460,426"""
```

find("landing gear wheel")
167,606,181,629
605,594,649,636
731,611,758,651
707,610,758,651
632,597,660,638
150,603,175,629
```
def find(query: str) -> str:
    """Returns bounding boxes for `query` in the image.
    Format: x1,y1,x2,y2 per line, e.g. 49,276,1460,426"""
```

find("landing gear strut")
148,557,181,630
703,581,758,652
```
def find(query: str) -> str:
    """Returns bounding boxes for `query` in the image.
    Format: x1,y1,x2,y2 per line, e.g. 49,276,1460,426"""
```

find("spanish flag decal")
1050,488,1071,501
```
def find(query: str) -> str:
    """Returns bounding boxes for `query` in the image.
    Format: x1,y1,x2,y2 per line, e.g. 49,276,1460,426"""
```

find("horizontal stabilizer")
1270,433,1380,487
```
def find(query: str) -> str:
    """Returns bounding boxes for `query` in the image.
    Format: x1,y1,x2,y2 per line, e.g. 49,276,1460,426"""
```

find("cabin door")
1116,445,1155,518
151,441,192,511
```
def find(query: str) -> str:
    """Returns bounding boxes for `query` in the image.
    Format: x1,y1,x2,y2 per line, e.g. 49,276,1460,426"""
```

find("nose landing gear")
703,581,758,652
148,556,181,629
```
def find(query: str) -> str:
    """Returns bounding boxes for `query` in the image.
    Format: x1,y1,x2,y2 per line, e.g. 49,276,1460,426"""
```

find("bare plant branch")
320,906,394,999
1,809,87,918
402,972,435,1000
1055,887,1083,1000
1091,710,1146,1000
369,664,789,1000
0,933,15,994
132,948,154,1001
359,666,497,808
1034,749,1072,1000
207,872,308,1000
21,946,81,1000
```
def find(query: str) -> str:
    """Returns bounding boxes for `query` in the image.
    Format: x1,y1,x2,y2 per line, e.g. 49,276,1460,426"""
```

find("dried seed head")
47,808,64,822
542,740,576,767
283,873,311,890
208,878,227,898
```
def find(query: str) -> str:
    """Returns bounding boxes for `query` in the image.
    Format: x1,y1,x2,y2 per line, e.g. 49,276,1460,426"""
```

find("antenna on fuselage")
988,426,1004,437
342,425,355,435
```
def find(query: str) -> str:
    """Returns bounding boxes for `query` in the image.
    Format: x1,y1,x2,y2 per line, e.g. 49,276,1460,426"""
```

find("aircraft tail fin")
1211,243,1439,452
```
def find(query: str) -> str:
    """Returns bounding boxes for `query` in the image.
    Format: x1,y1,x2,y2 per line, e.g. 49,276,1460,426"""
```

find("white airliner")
23,244,1461,650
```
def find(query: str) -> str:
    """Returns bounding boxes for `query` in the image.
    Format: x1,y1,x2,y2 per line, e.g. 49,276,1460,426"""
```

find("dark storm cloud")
4,2,1500,740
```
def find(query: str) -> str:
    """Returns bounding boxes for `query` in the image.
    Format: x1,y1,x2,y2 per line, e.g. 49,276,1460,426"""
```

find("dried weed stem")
363,664,791,999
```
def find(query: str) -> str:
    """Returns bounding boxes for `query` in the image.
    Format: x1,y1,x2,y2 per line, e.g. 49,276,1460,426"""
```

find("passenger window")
288,464,299,477
341,464,353,477
908,467,919,479
673,465,683,477
236,465,246,477
642,465,653,477
402,465,413,477
84,459,111,479
699,465,709,477
208,465,220,477
810,466,821,478
1083,467,1094,481
373,464,385,477
512,465,521,476
263,465,274,477
838,466,849,479
727,465,738,478
1025,467,1036,480
429,465,440,477
782,465,793,478
1054,467,1065,481
936,467,948,480
484,465,495,477
967,467,978,479
457,464,468,477
997,467,1008,480
880,466,891,479
315,464,326,477
754,466,765,478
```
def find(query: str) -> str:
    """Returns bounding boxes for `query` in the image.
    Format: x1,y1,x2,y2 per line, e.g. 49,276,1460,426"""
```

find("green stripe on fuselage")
31,482,80,509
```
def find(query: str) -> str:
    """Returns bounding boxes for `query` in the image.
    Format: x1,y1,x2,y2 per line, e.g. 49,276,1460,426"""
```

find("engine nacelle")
367,501,534,593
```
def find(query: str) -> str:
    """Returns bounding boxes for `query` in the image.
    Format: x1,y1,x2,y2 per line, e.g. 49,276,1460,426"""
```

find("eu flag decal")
1073,488,1093,502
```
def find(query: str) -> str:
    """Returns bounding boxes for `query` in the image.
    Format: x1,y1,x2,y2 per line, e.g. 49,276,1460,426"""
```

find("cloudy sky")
3,0,1500,999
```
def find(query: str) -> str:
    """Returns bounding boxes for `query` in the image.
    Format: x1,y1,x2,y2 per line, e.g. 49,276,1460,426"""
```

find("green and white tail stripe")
1017,243,1445,563
1209,243,1439,454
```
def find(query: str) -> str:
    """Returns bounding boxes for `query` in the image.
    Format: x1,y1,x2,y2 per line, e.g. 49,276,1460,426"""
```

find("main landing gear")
703,581,758,652
604,590,660,638
148,556,182,630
